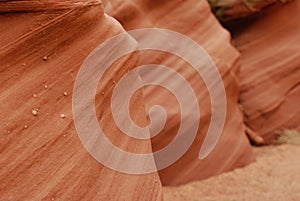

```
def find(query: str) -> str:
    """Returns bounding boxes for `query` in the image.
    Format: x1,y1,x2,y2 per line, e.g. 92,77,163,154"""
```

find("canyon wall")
0,1,162,200
231,0,300,143
107,0,254,185
3,0,297,199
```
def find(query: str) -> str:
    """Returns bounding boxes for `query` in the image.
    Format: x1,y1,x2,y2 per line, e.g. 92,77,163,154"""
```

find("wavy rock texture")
108,0,255,185
231,1,300,143
0,1,162,200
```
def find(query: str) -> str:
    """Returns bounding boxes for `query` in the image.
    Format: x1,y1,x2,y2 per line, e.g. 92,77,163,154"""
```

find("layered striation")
232,1,300,143
0,1,162,200
108,0,254,185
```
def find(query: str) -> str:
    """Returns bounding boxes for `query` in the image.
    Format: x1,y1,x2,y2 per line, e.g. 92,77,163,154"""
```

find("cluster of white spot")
23,56,70,133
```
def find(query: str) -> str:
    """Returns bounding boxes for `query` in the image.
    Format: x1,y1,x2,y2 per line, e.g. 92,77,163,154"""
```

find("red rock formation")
0,1,162,200
231,1,300,143
208,0,288,22
2,0,282,198
108,0,254,185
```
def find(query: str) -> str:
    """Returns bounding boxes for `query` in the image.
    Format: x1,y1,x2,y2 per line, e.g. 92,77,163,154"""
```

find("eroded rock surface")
0,1,162,200
232,1,300,143
108,0,254,185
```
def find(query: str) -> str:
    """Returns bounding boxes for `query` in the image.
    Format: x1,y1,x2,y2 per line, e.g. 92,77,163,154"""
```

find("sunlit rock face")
231,1,300,143
5,0,298,199
0,1,162,200
108,0,255,186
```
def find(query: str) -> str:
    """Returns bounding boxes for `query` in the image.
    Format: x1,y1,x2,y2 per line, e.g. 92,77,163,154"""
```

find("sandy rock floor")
164,144,300,201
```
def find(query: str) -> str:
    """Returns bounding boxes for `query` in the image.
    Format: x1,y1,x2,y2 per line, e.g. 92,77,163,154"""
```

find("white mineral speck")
32,109,38,116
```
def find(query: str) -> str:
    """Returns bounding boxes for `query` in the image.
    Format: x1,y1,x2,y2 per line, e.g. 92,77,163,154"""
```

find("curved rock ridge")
0,1,162,200
0,0,101,13
107,0,254,185
231,1,300,143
